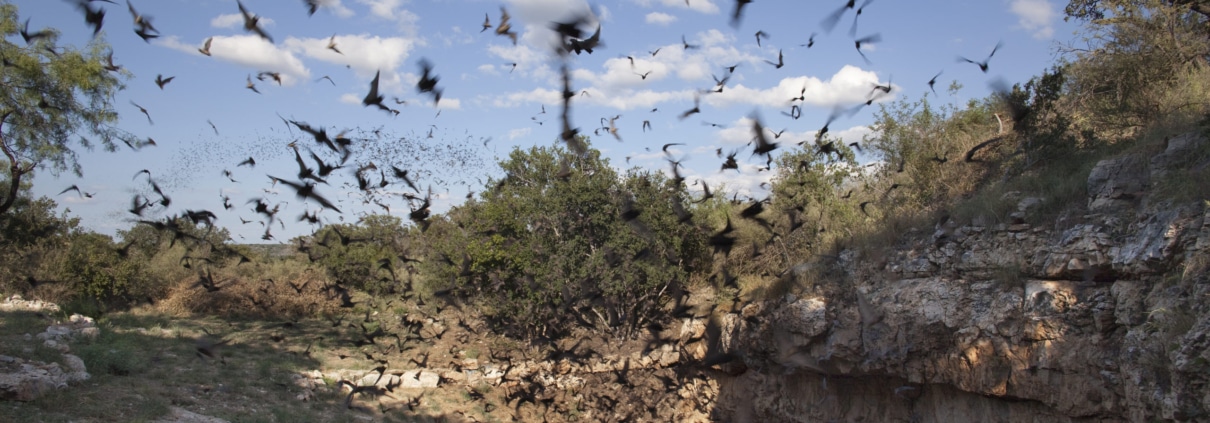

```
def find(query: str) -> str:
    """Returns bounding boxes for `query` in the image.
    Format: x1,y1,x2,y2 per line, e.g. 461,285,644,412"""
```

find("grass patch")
0,310,55,337
991,262,1027,292
0,310,69,367
1152,134,1210,204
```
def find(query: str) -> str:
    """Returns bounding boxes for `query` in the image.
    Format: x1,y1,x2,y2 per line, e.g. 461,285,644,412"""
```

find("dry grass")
1152,133,1210,204
156,261,337,320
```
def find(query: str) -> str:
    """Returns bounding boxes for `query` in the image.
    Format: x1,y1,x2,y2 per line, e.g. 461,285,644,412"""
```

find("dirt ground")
0,287,732,422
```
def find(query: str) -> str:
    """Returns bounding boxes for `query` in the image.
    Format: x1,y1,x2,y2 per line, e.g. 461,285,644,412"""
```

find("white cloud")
632,0,720,14
508,0,597,21
316,0,356,18
508,127,533,140
711,115,819,147
358,0,403,18
558,31,758,92
340,93,362,104
437,98,462,110
477,64,499,75
645,12,677,25
210,14,242,29
491,87,563,108
501,0,607,54
1009,0,1056,39
584,89,692,110
832,125,873,147
356,0,421,35
486,42,552,79
702,66,888,109
597,4,612,21
157,35,310,85
698,28,730,47
561,59,885,114
689,162,773,201
282,34,417,77
210,14,274,29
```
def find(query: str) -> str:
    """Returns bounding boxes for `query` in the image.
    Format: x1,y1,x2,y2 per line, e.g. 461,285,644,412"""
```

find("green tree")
862,92,1001,210
0,188,77,292
61,231,146,302
1066,0,1210,25
422,140,708,340
0,2,129,215
304,214,411,293
768,136,862,253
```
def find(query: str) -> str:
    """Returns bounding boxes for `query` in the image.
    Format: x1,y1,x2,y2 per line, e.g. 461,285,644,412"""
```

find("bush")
60,232,145,302
304,214,411,294
420,140,709,340
0,192,78,299
1062,0,1210,137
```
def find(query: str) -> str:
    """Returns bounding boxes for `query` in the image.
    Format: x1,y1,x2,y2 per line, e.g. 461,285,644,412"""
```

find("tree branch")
1172,0,1210,20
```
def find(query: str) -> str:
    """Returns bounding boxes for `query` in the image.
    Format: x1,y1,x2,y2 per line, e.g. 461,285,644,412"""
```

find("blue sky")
13,0,1078,243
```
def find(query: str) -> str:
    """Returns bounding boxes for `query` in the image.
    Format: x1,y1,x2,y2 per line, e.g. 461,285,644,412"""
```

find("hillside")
706,132,1210,422
3,0,1210,422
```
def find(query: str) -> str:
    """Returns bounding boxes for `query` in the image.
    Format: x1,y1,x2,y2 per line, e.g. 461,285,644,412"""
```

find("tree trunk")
0,112,21,215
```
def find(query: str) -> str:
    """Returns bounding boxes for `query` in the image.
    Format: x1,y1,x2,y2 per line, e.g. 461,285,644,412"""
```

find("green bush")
74,329,145,376
60,232,151,305
420,140,708,340
0,191,77,296
304,214,410,294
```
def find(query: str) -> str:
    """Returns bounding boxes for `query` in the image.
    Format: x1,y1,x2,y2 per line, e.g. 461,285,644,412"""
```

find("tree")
861,92,1002,209
0,2,129,215
1066,0,1210,23
421,140,708,340
1061,0,1210,133
0,187,77,292
303,214,412,293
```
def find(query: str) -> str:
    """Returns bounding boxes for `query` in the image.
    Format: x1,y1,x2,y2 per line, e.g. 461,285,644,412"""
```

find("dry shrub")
155,261,338,319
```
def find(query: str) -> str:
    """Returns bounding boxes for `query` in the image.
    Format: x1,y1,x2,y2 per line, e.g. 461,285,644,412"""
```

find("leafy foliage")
766,136,863,254
861,91,999,217
60,232,145,301
0,2,130,214
302,214,413,294
420,141,708,340
0,190,76,293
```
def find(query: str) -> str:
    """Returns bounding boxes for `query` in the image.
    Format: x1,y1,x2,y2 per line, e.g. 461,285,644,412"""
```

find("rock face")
714,133,1210,422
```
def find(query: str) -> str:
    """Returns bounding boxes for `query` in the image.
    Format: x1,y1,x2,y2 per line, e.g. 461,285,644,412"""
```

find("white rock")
397,370,439,388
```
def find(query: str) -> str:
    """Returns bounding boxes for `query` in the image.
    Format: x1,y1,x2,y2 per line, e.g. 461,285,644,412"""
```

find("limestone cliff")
712,133,1210,422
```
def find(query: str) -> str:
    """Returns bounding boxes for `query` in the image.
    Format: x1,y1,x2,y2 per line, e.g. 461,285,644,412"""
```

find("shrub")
304,214,411,294
61,232,139,300
0,193,76,296
420,140,708,340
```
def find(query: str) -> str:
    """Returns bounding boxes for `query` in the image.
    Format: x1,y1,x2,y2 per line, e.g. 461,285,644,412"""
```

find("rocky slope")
711,132,1210,422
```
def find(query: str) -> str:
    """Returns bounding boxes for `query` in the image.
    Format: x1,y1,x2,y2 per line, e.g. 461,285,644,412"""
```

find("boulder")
0,360,70,401
1087,155,1147,212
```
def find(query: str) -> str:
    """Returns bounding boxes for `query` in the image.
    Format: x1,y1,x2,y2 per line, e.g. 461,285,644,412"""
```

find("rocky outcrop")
715,133,1210,422
0,354,88,401
0,294,60,313
0,295,96,402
